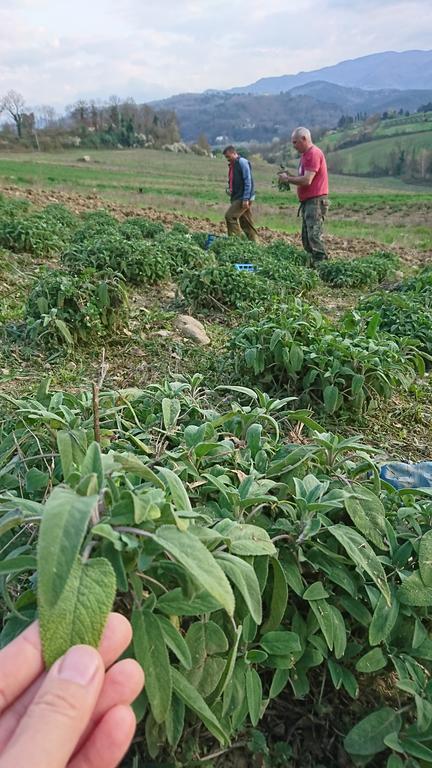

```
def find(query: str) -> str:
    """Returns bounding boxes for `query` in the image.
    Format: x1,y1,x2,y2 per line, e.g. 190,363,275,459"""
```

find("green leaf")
344,708,402,757
157,467,192,514
399,737,432,761
261,557,288,634
25,467,49,493
344,487,387,550
246,668,262,726
165,694,185,749
216,521,276,557
369,592,399,646
260,631,301,656
419,530,432,586
0,555,37,575
399,571,432,606
156,615,192,670
153,526,235,615
216,552,262,624
38,487,98,608
114,453,164,488
162,398,181,431
171,668,228,745
323,385,339,414
54,317,73,346
57,431,74,481
132,608,172,724
386,756,404,768
157,588,221,616
246,423,262,458
81,442,103,491
329,524,390,605
39,557,116,667
310,599,335,651
303,581,329,600
355,648,387,673
331,605,347,660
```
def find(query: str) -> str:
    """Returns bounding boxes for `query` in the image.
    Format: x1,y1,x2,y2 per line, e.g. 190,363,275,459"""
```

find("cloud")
0,0,431,108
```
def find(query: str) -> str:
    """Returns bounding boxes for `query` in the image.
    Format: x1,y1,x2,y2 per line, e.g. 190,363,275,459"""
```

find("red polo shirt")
297,145,328,202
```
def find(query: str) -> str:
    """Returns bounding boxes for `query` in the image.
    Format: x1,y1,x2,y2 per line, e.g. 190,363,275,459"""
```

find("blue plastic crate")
234,263,255,272
205,234,217,250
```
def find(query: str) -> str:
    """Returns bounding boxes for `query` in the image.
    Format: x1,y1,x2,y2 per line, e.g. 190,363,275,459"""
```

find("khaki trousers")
225,200,259,242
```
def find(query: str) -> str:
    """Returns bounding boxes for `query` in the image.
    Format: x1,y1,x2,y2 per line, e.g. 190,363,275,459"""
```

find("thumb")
1,645,105,768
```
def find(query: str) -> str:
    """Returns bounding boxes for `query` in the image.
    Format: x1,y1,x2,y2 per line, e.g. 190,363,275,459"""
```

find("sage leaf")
172,668,229,745
216,552,262,624
38,487,98,608
153,526,235,615
261,557,288,633
132,608,172,724
39,557,116,667
399,570,432,606
157,467,192,513
419,530,432,586
246,667,262,726
369,591,399,646
329,524,390,605
344,708,402,756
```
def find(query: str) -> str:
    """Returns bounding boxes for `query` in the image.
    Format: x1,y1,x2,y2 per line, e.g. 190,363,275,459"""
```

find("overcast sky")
1,0,431,110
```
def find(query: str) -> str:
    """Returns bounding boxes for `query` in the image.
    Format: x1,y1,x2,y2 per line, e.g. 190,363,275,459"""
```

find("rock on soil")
175,315,210,346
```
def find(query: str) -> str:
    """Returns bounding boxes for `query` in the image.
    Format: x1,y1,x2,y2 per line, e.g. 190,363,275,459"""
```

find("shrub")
62,232,171,284
120,217,165,240
318,252,399,288
358,291,432,358
0,203,77,257
24,268,128,345
156,232,212,274
180,264,278,310
229,300,423,414
2,378,432,766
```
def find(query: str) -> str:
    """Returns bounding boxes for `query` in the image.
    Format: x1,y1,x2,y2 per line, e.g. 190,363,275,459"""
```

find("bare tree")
0,90,26,138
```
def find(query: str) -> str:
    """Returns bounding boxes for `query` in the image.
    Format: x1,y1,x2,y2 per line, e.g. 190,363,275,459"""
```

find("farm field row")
0,149,431,251
1,161,432,767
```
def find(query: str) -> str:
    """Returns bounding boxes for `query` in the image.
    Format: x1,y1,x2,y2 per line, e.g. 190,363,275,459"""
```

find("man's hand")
278,171,291,182
241,200,250,210
0,614,144,768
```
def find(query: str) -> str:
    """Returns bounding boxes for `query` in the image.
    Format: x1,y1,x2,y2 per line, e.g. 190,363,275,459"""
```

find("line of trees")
0,91,181,150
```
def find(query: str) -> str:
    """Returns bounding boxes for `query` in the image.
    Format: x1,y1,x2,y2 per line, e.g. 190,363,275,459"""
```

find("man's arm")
239,157,252,205
278,170,316,187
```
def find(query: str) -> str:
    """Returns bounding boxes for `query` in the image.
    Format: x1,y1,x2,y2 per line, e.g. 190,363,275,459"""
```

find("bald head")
291,126,313,154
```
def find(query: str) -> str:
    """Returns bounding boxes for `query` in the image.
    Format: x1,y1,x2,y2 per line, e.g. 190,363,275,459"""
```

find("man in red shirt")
278,126,329,263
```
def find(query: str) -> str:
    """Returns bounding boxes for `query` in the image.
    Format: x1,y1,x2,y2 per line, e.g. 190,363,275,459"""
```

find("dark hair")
223,145,236,155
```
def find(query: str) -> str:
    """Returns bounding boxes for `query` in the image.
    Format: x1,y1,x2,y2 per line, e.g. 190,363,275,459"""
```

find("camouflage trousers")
299,195,329,262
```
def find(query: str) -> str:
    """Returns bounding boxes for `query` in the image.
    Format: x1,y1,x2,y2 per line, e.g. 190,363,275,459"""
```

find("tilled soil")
1,184,430,265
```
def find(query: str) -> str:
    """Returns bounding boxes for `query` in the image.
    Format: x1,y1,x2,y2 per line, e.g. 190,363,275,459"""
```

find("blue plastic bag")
380,461,432,490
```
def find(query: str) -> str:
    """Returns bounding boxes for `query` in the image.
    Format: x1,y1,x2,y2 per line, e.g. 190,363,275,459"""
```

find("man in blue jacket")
223,145,259,242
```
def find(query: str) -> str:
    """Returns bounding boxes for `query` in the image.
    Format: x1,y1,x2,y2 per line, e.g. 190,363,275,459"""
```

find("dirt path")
1,184,430,265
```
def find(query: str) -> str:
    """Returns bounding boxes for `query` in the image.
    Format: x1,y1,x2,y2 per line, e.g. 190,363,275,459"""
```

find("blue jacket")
230,156,255,202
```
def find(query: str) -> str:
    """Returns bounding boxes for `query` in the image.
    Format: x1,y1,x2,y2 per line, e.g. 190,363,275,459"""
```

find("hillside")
152,86,432,144
322,112,432,180
230,49,432,94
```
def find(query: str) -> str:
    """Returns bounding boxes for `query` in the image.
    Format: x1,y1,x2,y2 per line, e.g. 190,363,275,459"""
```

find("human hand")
241,200,250,209
0,613,144,768
277,172,290,181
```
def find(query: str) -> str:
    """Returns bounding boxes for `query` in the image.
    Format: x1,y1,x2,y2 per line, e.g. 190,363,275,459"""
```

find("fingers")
69,705,137,768
73,659,144,753
0,645,105,768
97,613,133,668
0,622,43,714
0,613,134,751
